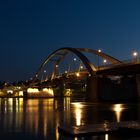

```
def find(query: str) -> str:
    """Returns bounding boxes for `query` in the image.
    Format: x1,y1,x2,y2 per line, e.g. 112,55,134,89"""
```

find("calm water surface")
0,97,139,140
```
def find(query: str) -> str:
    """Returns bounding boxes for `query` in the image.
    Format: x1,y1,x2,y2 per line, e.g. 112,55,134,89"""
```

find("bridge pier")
86,75,138,102
86,76,99,102
136,75,140,101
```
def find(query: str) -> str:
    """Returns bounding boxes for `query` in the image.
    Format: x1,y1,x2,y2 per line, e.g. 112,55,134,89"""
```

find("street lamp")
97,49,102,69
103,59,107,65
76,72,80,77
98,49,102,53
56,65,59,68
133,51,138,57
132,51,138,62
80,65,83,69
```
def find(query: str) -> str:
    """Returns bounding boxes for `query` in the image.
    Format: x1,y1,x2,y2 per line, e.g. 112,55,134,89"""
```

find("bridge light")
80,65,83,69
98,49,102,53
103,59,107,64
133,51,138,57
76,72,80,77
74,58,77,61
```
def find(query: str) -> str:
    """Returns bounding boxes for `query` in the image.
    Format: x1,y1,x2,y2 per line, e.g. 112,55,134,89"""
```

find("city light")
42,88,54,96
7,90,13,94
73,58,77,61
27,88,39,93
19,91,24,96
76,72,80,77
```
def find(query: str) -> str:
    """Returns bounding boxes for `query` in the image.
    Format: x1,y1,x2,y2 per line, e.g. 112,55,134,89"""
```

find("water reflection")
71,103,84,126
0,98,138,140
105,134,109,140
112,104,125,122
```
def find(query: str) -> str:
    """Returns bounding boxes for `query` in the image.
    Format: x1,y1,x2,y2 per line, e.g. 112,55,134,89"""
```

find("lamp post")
97,49,102,69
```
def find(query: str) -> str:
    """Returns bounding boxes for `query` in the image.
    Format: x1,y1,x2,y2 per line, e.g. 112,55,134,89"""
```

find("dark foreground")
0,97,140,140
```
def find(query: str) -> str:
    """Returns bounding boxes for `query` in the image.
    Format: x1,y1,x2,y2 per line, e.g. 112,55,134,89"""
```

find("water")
0,97,139,140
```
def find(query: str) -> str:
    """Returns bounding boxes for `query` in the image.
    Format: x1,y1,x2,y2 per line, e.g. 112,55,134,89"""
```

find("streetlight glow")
65,71,68,74
98,49,102,53
103,59,107,63
133,51,138,57
80,65,83,69
76,72,80,77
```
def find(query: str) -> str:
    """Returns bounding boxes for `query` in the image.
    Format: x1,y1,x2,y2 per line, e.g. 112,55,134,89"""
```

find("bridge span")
30,47,140,102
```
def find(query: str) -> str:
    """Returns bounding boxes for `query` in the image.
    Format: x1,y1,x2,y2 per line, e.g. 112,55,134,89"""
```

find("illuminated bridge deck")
58,121,140,137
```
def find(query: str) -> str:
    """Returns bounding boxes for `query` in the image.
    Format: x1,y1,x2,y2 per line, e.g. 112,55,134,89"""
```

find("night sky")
1,0,140,82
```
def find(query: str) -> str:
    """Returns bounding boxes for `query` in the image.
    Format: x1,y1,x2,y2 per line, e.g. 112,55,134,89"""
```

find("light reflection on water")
0,97,138,140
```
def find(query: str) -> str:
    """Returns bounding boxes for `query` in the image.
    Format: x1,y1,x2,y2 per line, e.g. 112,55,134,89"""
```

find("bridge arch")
33,47,97,81
33,47,122,82
77,48,122,64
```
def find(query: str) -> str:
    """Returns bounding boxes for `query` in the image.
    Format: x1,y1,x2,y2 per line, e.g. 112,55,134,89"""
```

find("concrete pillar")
136,75,140,101
86,76,99,102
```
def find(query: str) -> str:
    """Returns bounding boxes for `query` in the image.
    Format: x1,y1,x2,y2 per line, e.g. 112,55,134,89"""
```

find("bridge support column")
136,75,140,101
86,76,99,102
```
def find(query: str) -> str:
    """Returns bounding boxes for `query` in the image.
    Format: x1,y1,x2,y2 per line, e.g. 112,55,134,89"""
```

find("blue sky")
0,0,140,82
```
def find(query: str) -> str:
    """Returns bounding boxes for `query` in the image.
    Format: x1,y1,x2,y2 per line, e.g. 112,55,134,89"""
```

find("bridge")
29,47,140,102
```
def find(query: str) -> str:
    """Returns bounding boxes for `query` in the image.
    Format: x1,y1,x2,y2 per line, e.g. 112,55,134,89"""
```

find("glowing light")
8,98,13,105
71,102,83,108
76,72,80,77
80,65,83,69
98,49,102,53
65,71,68,74
7,90,13,94
74,58,77,61
27,88,39,93
64,89,72,96
44,70,46,73
112,104,124,122
19,91,24,96
56,65,59,68
72,103,83,126
103,59,107,63
42,88,54,96
105,134,109,140
17,86,21,89
133,51,138,57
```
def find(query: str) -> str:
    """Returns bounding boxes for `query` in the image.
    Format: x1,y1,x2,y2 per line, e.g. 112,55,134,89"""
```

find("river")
0,97,139,140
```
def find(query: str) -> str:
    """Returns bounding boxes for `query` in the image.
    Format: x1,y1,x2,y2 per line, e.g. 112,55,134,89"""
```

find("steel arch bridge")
32,47,122,83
